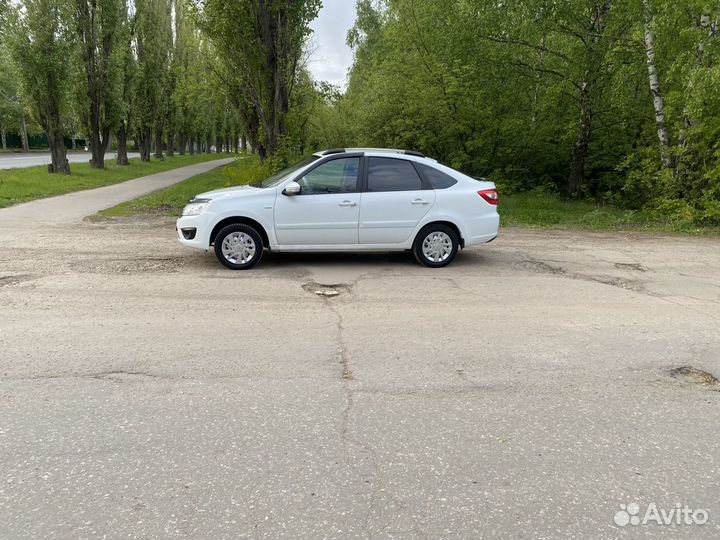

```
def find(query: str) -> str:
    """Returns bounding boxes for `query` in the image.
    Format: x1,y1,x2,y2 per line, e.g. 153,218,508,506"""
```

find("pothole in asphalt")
669,366,720,389
91,371,159,383
586,275,645,292
301,281,350,298
615,262,649,272
113,258,184,273
518,259,646,292
0,274,36,287
72,257,184,274
519,259,565,275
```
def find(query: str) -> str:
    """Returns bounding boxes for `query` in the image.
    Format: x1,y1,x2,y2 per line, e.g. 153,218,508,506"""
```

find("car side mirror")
283,181,301,196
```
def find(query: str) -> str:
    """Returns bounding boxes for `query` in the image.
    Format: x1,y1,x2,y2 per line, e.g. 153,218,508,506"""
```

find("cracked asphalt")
1,209,719,539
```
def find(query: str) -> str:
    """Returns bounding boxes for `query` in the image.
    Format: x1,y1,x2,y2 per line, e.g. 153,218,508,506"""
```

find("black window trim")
290,153,365,195
360,156,432,193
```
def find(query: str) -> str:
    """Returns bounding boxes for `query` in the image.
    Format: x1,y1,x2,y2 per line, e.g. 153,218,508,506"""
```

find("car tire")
413,224,459,268
214,224,264,270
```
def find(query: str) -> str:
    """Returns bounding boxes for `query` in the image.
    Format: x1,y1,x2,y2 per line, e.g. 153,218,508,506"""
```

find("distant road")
0,152,141,170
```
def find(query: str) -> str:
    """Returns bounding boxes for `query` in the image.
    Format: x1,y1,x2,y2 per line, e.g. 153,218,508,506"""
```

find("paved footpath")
0,157,235,224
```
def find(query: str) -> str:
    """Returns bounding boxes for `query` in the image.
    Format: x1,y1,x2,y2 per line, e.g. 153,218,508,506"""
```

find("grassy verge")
98,156,263,218
500,192,720,235
0,153,230,208
98,161,720,235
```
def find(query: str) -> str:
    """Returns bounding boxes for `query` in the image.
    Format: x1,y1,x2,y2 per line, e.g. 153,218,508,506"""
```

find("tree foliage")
342,0,720,223
194,0,321,162
6,0,73,172
0,42,25,150
73,0,126,168
134,0,172,161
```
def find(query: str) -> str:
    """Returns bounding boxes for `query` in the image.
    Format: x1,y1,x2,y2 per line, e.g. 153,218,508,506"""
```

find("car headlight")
182,198,211,216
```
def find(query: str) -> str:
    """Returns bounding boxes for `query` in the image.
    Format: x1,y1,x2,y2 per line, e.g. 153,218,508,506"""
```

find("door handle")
338,201,358,207
411,199,430,205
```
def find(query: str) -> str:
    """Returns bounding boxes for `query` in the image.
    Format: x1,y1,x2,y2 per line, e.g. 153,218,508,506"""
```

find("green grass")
0,153,230,208
500,192,720,235
98,155,263,218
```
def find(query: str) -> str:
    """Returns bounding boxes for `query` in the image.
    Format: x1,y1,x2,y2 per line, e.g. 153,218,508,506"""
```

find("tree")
134,0,171,161
172,7,209,156
115,0,134,165
152,0,172,159
72,0,125,168
340,0,720,223
7,0,73,173
642,0,671,168
0,42,24,150
194,0,321,162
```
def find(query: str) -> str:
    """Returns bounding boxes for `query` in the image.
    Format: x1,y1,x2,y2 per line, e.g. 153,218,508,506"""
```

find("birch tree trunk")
643,0,672,169
1,128,6,150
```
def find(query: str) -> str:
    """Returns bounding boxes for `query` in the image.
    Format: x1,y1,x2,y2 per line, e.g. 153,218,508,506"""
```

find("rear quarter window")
416,163,458,189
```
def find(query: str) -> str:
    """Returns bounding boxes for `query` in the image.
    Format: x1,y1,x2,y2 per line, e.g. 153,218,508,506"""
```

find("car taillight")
478,189,499,205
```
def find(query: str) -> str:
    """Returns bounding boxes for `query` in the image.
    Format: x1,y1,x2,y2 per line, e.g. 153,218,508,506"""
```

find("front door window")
297,158,360,194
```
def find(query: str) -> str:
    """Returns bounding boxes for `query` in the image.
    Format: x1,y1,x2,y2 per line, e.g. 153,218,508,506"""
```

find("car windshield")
254,156,320,188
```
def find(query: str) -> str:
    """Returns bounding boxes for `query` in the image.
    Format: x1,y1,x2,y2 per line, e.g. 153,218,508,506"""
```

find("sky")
308,0,358,88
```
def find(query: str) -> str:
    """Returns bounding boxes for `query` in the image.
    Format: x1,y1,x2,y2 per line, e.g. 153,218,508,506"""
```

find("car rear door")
358,157,436,244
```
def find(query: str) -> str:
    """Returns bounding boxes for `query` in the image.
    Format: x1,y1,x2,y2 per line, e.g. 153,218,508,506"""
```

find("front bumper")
176,215,209,250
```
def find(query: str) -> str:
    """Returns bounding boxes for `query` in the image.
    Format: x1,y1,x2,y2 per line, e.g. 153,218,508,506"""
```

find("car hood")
195,185,261,199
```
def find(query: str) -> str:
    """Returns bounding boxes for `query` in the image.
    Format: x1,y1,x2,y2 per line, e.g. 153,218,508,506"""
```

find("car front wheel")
413,224,459,268
214,224,264,270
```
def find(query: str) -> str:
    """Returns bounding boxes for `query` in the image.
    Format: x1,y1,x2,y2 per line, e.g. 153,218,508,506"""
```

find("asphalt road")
0,180,719,539
0,151,141,169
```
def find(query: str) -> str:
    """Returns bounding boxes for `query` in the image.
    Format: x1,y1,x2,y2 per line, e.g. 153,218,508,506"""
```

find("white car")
176,149,499,269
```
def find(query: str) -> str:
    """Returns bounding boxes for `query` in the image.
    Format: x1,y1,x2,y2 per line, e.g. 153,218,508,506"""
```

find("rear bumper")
464,213,500,247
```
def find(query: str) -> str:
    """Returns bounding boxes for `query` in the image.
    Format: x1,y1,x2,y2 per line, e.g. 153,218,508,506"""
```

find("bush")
222,157,270,186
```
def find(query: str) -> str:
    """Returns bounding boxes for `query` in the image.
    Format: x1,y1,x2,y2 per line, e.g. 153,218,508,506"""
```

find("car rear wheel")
413,224,459,268
214,224,264,270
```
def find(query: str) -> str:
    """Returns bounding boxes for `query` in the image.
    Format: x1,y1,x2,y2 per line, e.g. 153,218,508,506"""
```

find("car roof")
313,148,435,162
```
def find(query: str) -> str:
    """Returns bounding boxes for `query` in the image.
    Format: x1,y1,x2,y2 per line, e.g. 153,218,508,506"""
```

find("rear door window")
366,157,424,192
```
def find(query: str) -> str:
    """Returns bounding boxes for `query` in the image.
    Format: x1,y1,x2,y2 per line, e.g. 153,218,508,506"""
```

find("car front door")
359,157,436,244
274,156,362,245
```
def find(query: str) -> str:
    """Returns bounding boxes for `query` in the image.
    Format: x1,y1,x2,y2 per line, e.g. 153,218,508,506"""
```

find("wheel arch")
210,216,270,248
415,220,465,249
